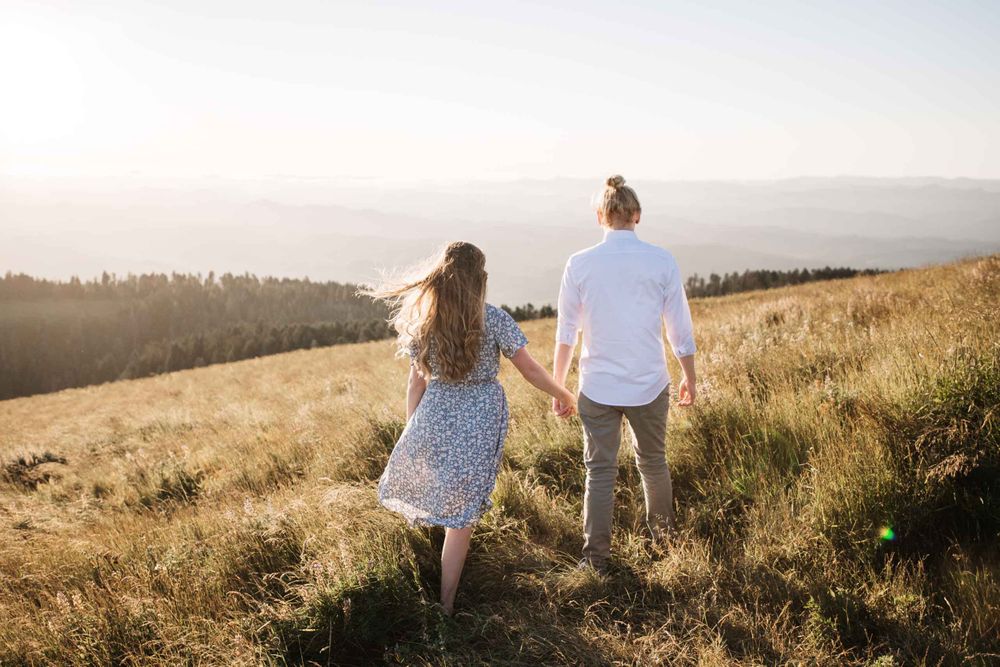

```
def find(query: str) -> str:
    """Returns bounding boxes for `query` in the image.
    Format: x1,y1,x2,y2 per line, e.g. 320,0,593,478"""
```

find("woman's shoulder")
484,303,509,323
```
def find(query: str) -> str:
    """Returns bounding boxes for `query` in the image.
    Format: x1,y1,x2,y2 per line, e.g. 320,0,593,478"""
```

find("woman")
364,241,576,614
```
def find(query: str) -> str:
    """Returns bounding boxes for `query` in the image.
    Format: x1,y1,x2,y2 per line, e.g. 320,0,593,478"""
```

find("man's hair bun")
592,174,641,227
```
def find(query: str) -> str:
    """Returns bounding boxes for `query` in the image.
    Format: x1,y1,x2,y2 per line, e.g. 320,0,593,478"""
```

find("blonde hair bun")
592,174,641,228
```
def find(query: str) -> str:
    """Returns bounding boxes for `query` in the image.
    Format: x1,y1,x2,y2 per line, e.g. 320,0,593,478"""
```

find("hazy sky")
2,0,998,182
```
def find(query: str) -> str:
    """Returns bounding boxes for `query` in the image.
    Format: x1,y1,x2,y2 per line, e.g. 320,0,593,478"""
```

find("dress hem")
379,494,493,529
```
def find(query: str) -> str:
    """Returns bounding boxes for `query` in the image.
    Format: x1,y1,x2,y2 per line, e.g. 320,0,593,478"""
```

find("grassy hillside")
1,256,997,666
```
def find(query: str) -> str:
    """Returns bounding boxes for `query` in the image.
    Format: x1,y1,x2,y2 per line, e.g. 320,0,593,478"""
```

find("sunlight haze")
3,0,999,181
3,1,999,302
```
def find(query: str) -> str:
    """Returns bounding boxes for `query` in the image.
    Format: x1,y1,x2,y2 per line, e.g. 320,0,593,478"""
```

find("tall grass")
1,256,997,665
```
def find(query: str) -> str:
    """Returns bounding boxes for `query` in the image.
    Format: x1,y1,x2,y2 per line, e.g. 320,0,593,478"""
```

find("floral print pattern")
378,304,529,528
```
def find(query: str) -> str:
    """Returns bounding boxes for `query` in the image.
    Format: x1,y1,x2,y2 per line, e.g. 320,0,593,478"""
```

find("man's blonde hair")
592,174,641,228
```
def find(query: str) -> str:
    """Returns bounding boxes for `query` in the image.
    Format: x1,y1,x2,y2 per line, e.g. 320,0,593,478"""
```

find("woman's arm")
406,365,428,419
510,346,577,416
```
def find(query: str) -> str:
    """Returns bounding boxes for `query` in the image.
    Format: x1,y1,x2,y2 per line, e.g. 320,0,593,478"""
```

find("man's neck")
602,226,638,241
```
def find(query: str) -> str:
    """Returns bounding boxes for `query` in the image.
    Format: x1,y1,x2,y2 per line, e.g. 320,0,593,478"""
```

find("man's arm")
552,259,582,416
663,261,697,406
553,342,575,386
551,342,576,416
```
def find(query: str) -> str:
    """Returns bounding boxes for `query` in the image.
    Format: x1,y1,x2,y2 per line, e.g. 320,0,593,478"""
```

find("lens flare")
879,526,895,541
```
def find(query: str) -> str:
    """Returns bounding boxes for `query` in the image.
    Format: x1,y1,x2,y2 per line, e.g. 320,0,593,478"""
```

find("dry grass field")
2,256,998,666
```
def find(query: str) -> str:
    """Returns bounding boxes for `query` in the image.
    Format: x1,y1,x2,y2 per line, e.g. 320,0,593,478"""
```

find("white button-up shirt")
556,229,696,406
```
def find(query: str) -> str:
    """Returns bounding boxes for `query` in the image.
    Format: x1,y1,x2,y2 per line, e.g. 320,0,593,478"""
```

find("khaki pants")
578,385,675,565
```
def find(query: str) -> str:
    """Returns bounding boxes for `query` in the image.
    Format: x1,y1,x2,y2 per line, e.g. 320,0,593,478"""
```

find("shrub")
135,462,205,509
1,451,68,490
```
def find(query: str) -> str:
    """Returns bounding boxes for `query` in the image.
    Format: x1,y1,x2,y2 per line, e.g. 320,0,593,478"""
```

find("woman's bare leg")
440,525,473,614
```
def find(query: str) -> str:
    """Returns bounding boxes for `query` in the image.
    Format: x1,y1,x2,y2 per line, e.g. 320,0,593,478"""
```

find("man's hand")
677,376,696,407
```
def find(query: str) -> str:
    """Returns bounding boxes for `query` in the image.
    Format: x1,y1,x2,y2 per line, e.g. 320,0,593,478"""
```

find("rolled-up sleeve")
556,259,582,346
663,263,696,358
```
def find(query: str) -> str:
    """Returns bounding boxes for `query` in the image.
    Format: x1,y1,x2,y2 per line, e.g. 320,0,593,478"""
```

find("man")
552,174,697,573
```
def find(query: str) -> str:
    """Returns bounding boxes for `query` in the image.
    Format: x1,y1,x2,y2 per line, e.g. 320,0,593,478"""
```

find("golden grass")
2,256,998,665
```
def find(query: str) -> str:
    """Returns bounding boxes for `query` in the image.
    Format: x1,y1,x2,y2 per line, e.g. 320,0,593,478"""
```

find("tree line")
1,265,881,400
0,272,393,400
684,266,885,299
499,303,556,322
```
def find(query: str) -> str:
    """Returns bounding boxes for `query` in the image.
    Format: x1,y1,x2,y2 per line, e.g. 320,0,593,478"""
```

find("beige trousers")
578,385,675,565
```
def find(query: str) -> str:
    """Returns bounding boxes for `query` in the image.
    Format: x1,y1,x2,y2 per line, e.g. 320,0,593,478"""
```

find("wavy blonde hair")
592,174,641,228
362,241,487,382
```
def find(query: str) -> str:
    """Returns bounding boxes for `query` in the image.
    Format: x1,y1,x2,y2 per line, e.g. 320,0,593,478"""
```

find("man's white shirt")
556,229,696,406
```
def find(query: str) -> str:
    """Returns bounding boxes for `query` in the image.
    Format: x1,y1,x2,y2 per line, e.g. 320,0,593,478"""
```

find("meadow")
1,255,997,665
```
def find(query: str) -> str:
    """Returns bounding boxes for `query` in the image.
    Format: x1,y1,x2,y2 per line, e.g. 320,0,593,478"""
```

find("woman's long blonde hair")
362,241,487,382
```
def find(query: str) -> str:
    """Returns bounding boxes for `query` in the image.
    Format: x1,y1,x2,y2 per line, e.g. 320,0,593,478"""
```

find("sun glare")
0,24,87,144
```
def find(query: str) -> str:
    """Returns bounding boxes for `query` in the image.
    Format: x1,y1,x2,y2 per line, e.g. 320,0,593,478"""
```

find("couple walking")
366,175,697,614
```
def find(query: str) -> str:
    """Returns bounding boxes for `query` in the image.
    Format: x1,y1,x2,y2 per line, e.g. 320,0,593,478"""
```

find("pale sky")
2,0,998,182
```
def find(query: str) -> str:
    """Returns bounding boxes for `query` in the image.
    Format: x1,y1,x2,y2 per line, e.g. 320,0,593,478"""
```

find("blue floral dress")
378,303,529,528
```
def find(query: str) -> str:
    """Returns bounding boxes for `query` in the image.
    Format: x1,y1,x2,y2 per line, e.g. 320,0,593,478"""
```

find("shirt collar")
602,228,639,243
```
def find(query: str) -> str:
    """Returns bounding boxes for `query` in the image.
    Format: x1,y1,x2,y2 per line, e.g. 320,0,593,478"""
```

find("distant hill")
3,176,998,304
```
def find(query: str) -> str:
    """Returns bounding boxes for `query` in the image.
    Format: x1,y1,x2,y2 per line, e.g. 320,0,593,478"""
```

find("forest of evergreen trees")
684,266,885,298
0,272,393,400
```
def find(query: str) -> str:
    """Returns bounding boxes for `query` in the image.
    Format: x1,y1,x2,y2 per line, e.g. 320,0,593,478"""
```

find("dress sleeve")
493,307,529,359
405,337,420,363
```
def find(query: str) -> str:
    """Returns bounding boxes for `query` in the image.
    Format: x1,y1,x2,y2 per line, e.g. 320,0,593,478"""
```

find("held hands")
509,347,577,419
677,376,696,407
552,390,577,418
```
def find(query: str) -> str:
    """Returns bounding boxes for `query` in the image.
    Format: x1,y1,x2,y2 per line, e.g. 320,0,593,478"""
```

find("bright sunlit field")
1,256,998,665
